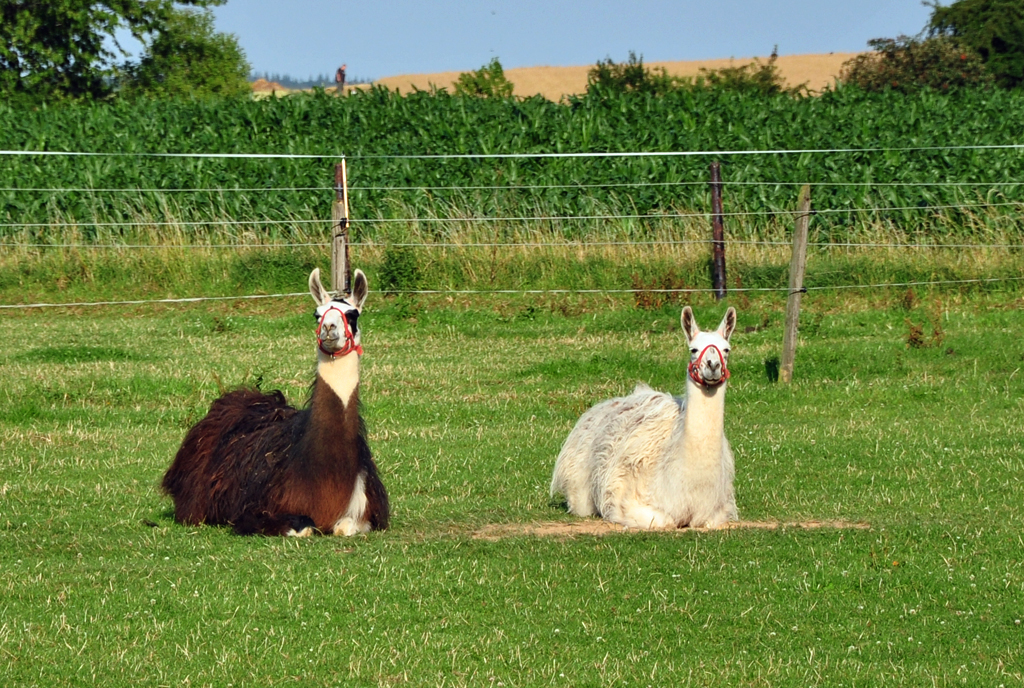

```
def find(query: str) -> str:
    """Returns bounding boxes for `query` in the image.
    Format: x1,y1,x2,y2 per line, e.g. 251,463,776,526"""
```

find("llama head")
681,306,737,387
309,268,368,357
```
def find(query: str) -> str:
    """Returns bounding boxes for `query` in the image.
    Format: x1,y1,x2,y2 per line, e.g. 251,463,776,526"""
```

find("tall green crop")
1,87,1024,240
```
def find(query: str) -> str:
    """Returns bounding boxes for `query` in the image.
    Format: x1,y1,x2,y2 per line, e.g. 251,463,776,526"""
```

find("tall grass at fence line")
0,198,1022,307
5,182,1024,244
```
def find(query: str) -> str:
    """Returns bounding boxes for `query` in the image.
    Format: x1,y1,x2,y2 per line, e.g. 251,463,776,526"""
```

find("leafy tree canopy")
453,58,514,98
119,7,249,98
928,0,1024,88
0,0,237,101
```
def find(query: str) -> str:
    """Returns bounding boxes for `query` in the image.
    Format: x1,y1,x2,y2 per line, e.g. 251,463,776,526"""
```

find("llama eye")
690,348,698,354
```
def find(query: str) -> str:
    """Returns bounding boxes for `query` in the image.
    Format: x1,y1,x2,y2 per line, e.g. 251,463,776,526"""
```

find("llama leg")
563,481,598,517
697,507,736,530
285,519,316,537
608,503,676,530
551,452,598,517
234,512,317,537
551,405,613,517
332,518,372,536
331,473,372,536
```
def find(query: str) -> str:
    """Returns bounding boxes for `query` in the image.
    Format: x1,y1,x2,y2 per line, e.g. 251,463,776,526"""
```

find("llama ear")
309,268,330,306
717,307,737,341
681,306,699,343
350,269,368,310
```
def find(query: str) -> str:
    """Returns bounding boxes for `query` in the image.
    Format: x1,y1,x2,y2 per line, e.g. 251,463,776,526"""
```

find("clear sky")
209,0,935,81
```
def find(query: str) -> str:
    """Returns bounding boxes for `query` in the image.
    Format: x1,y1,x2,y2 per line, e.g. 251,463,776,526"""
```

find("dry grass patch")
472,518,872,539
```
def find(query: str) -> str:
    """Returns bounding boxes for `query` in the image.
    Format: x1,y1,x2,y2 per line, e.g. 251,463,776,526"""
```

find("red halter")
316,304,363,358
688,344,730,387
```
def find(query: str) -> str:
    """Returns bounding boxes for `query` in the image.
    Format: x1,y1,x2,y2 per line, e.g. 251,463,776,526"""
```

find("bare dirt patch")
473,519,870,540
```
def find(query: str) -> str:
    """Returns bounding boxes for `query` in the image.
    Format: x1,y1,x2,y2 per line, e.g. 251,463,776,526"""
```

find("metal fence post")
709,161,727,301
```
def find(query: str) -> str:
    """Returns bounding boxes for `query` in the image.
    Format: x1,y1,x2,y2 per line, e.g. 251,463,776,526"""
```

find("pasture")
1,289,1022,686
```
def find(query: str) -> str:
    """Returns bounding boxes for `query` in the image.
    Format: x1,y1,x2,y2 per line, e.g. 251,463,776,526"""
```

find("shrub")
587,48,804,97
586,52,676,96
840,35,992,92
453,58,514,98
691,47,806,96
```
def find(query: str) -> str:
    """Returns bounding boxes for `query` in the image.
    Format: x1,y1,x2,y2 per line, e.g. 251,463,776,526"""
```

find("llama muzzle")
688,344,730,387
317,304,362,357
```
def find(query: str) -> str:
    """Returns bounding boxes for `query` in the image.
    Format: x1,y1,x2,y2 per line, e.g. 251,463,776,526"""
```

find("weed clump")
905,302,946,349
631,270,691,310
906,319,927,348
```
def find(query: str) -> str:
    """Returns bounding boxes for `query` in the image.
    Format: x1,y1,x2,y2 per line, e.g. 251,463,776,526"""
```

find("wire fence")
3,239,1022,250
6,180,1024,193
0,201,1019,233
4,141,1024,158
1,146,1023,310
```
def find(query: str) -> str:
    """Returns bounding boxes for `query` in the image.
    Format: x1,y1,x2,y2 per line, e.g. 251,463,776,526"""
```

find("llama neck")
316,350,360,409
305,355,363,475
680,377,726,464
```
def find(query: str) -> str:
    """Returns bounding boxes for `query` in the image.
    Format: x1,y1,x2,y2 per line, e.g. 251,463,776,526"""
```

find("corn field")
2,86,1024,241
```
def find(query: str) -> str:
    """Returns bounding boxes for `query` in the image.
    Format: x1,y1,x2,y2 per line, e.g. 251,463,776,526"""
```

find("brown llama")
161,268,389,536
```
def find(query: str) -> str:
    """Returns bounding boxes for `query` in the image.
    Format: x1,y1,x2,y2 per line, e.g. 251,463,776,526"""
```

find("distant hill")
372,53,861,100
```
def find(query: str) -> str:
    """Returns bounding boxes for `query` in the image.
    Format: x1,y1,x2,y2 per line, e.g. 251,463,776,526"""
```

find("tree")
0,0,225,101
453,58,514,98
928,0,1024,88
120,7,249,98
840,34,992,92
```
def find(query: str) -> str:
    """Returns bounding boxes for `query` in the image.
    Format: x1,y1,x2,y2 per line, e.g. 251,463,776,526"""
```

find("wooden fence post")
331,160,350,296
780,184,812,384
709,161,727,301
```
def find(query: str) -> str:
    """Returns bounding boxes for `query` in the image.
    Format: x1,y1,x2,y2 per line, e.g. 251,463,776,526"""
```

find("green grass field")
1,287,1023,686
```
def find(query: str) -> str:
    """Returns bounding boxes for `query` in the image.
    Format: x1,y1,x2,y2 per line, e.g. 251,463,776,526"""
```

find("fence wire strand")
2,277,1022,311
2,238,1021,250
4,142,1024,159
2,199,1024,232
6,180,1024,194
2,150,1023,311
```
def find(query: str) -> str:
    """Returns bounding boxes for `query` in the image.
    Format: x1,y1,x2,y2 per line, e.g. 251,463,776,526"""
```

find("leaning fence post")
331,159,350,295
780,184,812,384
709,161,727,301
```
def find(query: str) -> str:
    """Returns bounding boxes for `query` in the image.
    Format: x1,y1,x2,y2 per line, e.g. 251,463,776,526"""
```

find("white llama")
550,306,738,529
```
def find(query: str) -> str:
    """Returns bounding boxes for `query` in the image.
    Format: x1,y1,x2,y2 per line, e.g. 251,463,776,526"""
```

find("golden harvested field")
372,52,860,99
250,53,860,99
